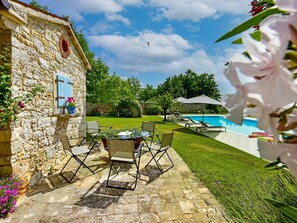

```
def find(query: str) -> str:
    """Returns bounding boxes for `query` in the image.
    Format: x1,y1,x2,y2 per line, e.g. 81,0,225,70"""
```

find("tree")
95,75,134,104
158,94,175,122
139,84,157,102
127,77,141,98
157,69,221,100
86,58,109,102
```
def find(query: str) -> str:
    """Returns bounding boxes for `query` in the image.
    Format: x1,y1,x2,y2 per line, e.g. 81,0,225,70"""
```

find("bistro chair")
86,120,112,150
145,131,174,173
59,131,95,183
141,121,160,146
106,139,143,190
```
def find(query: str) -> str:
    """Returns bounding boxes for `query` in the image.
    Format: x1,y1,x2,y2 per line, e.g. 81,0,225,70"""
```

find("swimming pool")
185,115,261,136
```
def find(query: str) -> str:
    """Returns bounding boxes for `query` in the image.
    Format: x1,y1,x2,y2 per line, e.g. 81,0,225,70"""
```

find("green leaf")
232,31,261,44
264,198,297,222
216,7,283,43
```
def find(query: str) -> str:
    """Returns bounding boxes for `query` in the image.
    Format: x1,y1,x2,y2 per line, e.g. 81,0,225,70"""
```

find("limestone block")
39,58,49,69
34,131,43,138
11,143,23,155
34,38,44,53
17,33,33,47
55,51,62,62
27,48,37,57
10,154,17,163
45,127,55,136
39,138,49,147
45,31,52,41
12,37,25,49
21,26,31,36
38,118,51,128
25,71,33,79
45,146,55,159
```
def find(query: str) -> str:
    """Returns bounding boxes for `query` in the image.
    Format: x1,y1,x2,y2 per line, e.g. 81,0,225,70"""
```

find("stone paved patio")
3,143,229,223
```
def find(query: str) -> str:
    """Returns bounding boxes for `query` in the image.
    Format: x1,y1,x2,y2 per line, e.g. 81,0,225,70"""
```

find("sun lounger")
196,121,226,132
185,118,203,128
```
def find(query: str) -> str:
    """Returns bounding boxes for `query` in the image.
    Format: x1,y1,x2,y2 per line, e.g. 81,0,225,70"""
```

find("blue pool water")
185,115,262,136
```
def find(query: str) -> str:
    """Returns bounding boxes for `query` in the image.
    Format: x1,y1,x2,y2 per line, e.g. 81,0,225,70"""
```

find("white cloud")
32,0,131,25
89,22,114,34
43,0,123,15
116,0,144,6
105,13,131,26
149,0,250,22
88,31,246,94
88,31,192,65
161,25,174,34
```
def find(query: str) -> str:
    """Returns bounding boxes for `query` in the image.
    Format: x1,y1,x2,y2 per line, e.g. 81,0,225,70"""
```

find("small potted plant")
66,97,76,114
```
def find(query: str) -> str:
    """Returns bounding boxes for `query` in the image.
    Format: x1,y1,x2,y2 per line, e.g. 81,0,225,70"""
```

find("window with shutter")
57,74,73,107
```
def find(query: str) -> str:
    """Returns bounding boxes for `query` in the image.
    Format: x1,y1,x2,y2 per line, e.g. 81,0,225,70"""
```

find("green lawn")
87,115,297,222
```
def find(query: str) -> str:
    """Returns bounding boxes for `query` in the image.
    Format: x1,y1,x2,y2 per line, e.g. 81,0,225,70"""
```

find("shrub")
112,98,142,118
119,108,132,117
146,104,161,115
0,175,22,218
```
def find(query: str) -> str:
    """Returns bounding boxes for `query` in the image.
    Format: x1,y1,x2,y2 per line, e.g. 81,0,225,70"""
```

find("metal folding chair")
106,139,143,190
141,121,160,146
86,120,112,151
59,131,95,183
145,132,174,173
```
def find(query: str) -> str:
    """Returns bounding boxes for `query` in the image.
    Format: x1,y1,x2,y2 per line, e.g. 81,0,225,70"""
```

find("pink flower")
66,97,75,103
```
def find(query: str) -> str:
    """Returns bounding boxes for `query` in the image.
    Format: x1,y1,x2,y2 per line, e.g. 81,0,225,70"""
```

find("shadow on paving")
75,181,125,209
74,166,163,209
26,156,109,197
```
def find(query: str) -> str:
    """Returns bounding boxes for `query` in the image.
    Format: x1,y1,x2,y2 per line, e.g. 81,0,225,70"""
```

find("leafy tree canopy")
29,0,50,13
157,69,221,100
138,84,157,102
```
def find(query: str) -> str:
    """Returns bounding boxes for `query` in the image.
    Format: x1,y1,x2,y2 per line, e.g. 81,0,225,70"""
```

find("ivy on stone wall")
0,46,45,128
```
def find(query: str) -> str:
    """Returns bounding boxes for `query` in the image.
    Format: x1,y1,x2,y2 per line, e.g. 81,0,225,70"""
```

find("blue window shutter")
65,77,73,101
57,75,73,107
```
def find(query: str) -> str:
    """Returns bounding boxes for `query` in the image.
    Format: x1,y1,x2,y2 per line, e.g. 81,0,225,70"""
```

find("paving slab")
3,143,230,223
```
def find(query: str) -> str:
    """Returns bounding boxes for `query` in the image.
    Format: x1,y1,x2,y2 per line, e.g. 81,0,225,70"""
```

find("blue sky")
22,0,252,95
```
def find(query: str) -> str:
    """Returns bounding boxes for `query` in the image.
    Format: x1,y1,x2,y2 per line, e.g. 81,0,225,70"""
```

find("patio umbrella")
175,97,187,103
183,95,222,121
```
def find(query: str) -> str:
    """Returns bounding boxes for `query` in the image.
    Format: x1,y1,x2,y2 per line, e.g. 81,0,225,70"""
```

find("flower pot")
67,106,76,114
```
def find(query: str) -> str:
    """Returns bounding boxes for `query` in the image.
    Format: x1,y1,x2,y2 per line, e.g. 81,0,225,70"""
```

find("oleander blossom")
224,0,297,178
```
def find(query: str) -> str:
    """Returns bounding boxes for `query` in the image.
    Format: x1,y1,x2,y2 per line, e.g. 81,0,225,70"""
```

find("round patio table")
100,129,150,150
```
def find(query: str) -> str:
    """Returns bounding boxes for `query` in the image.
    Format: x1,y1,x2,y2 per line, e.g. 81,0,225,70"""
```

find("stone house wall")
0,0,90,185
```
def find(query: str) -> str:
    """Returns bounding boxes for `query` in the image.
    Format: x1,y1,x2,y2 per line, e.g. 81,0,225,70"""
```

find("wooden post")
0,124,12,177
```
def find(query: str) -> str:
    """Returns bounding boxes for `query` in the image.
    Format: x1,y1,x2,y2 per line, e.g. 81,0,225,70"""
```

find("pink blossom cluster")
0,176,22,218
224,0,297,177
66,97,75,103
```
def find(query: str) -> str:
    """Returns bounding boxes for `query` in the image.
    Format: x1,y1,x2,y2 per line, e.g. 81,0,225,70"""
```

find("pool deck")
175,118,260,158
201,131,260,158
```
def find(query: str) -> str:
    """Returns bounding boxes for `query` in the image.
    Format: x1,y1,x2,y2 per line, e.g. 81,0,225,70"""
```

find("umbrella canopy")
183,95,222,121
175,97,187,103
184,94,221,105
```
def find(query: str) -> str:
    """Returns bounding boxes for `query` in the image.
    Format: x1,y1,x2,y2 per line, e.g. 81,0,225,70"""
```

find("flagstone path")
3,144,229,223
